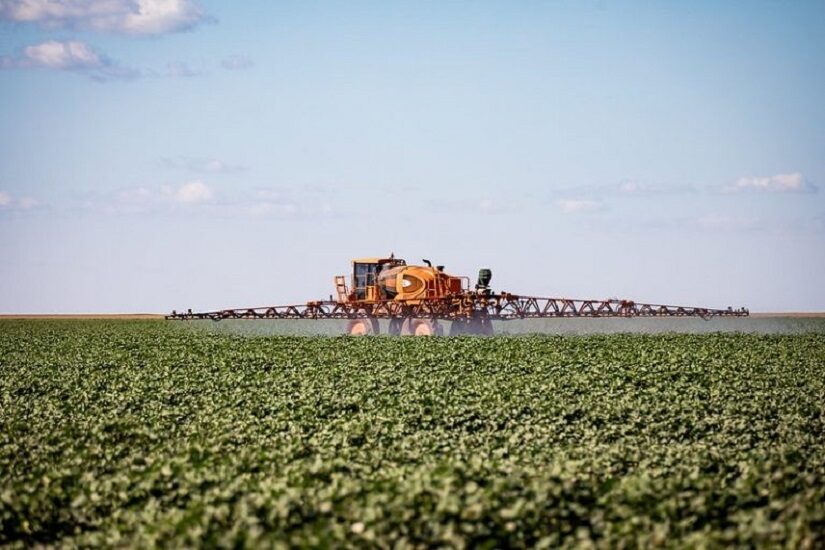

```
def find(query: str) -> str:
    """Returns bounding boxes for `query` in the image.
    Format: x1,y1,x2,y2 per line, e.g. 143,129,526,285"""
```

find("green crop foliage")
1,320,824,548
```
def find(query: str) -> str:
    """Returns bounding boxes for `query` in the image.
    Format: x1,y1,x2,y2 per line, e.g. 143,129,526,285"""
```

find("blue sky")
1,0,823,313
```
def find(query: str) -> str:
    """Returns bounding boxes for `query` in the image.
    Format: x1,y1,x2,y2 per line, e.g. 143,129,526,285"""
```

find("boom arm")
167,293,748,321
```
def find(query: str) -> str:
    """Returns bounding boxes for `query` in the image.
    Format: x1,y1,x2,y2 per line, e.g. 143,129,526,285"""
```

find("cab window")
353,263,377,299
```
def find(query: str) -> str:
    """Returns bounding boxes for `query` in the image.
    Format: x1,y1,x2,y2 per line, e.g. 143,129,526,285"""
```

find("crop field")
1,321,824,547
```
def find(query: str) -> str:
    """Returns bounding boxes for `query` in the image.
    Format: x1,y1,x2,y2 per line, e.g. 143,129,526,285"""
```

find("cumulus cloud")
86,183,339,218
21,39,99,68
730,172,815,193
0,0,209,35
101,181,214,212
221,54,252,71
0,39,138,80
555,198,600,213
612,179,698,196
615,179,664,194
173,180,213,203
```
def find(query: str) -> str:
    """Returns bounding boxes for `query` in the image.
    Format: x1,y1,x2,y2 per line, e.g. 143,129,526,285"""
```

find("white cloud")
0,0,208,35
0,190,39,210
477,198,508,214
555,198,600,213
731,172,815,193
0,39,138,80
106,181,213,211
23,39,100,68
221,54,252,71
86,183,339,218
616,180,659,194
1,39,203,81
174,180,213,203
119,0,206,34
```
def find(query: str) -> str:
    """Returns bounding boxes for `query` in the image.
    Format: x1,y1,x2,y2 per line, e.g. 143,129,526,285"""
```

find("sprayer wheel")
401,318,443,336
346,318,379,336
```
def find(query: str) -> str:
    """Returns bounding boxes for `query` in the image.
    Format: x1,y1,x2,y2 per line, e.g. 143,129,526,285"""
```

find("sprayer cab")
476,268,492,290
350,257,405,301
341,256,468,304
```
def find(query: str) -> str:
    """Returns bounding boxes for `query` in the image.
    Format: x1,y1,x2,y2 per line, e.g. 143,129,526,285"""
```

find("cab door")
353,262,378,301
